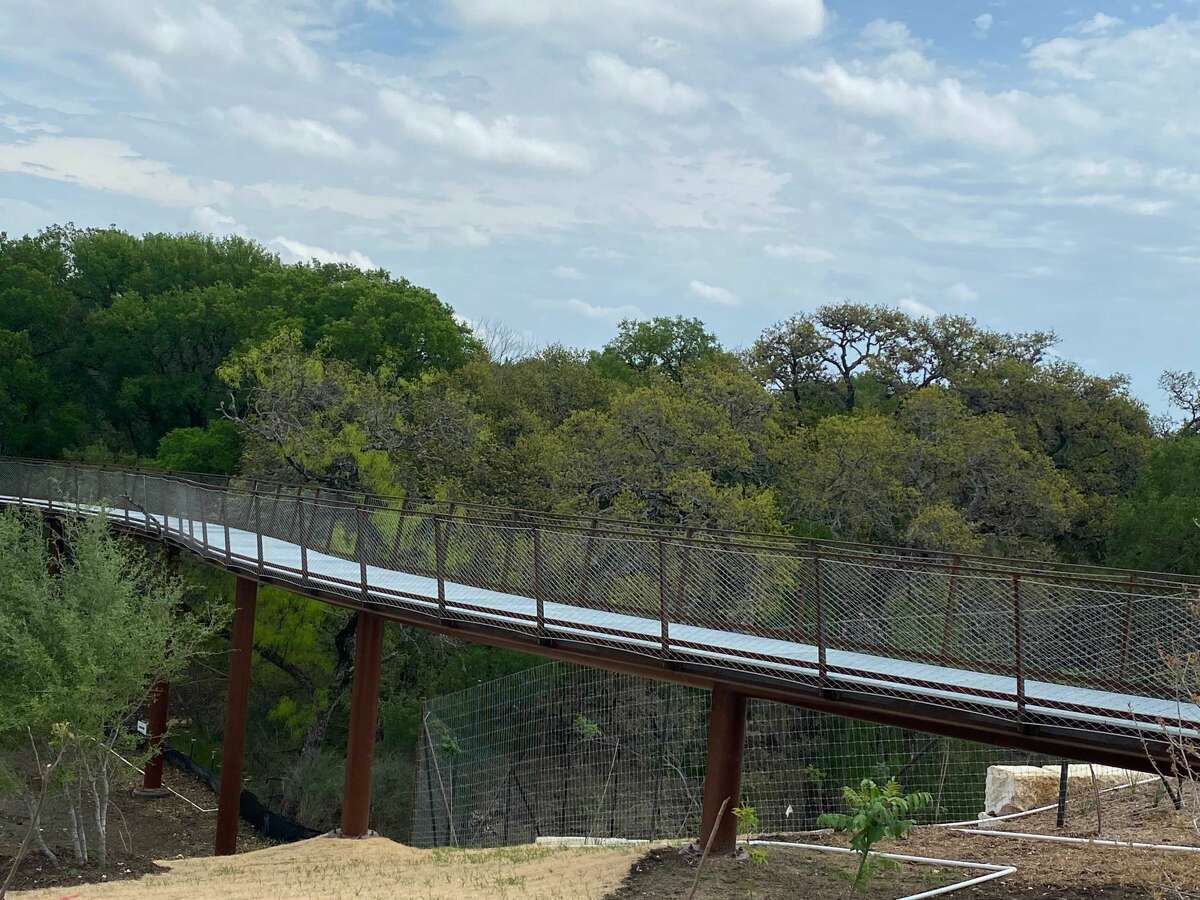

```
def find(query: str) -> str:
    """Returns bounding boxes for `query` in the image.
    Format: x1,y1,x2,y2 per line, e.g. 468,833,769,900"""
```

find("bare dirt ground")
608,844,972,899
8,836,646,900
0,764,270,893
6,770,1199,899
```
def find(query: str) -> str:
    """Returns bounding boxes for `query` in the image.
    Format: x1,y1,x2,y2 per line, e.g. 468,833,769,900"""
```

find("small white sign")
137,720,149,736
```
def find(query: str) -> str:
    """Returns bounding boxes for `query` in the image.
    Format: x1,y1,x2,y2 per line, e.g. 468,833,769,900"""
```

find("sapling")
818,777,932,892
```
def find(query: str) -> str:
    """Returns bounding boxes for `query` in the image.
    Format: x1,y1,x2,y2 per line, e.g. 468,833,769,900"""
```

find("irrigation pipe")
750,840,1014,900
104,745,217,813
954,829,1200,853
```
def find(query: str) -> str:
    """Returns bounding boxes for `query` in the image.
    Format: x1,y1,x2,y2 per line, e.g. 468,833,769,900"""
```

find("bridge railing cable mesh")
2,457,1198,749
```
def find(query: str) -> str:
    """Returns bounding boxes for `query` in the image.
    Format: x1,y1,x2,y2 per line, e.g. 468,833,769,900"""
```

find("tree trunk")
281,613,359,817
24,795,59,868
65,792,85,865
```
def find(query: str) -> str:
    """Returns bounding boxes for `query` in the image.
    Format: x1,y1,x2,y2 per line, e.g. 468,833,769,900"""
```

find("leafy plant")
733,803,766,864
817,778,932,891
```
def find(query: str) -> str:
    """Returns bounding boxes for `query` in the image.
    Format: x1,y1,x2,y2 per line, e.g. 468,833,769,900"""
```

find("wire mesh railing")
409,661,1059,847
2,456,1199,749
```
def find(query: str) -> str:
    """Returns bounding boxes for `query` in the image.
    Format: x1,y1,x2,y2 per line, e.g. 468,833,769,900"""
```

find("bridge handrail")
2,454,1197,590
4,455,1199,748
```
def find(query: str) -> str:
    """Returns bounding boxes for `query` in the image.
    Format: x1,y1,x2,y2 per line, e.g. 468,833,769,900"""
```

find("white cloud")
270,236,376,269
1072,13,1124,35
688,278,739,306
0,136,229,206
0,115,60,135
643,35,683,56
860,19,921,51
973,13,993,38
947,281,978,302
107,51,171,97
796,62,1038,152
899,297,937,317
378,88,589,171
1027,37,1096,80
192,205,246,236
763,243,834,262
219,105,358,158
586,52,706,115
542,298,643,319
265,30,321,81
447,0,825,42
553,265,583,279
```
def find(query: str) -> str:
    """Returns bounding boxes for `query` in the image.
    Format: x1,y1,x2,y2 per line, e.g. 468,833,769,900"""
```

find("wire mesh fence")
408,661,1057,848
3,456,1199,751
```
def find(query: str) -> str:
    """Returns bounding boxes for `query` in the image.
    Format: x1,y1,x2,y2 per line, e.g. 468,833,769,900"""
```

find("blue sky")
0,1,1196,410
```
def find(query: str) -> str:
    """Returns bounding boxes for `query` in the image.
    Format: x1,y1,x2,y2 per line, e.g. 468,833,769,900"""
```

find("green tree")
599,316,720,380
1110,437,1200,574
0,510,224,866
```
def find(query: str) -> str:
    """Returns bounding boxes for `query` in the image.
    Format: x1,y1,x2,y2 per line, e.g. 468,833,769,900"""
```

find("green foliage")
818,778,933,891
600,316,720,380
733,802,759,837
155,420,243,474
573,714,602,740
1110,436,1200,574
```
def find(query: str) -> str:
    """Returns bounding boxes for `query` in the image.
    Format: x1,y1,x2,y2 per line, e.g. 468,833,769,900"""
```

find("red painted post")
137,680,170,796
698,685,747,855
215,576,258,856
340,611,385,837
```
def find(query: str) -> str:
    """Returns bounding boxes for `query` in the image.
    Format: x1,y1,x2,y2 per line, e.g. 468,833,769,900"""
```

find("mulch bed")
1,765,271,893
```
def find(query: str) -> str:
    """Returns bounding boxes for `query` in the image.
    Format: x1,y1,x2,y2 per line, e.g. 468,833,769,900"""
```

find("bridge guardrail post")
298,491,308,584
252,483,264,575
434,515,446,620
200,489,209,551
357,503,369,605
221,491,232,564
657,537,669,660
185,482,194,543
73,464,80,514
939,555,961,660
812,542,827,690
1012,574,1025,724
1118,574,1136,682
533,525,545,640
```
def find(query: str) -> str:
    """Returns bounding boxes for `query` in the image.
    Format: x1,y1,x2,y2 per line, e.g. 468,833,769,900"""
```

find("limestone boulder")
983,764,1141,816
984,765,1059,816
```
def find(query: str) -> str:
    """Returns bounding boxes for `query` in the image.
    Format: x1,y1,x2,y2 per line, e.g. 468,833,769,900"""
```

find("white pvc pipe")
750,840,1015,900
955,828,1200,853
934,774,1158,828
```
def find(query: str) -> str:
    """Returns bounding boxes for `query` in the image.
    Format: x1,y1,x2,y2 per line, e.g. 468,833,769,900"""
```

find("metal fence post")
812,544,827,690
1013,574,1025,723
533,526,545,639
221,491,232,564
435,515,446,619
1118,575,1136,682
298,492,309,583
657,538,669,659
939,555,960,660
357,504,369,604
253,485,264,575
200,490,209,550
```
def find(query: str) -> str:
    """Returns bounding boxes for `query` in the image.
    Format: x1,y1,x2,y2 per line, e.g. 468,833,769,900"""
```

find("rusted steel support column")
215,576,258,856
138,680,170,794
698,684,748,854
340,611,385,837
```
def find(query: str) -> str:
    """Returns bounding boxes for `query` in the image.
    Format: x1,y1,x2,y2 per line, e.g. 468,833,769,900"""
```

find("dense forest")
4,224,1198,836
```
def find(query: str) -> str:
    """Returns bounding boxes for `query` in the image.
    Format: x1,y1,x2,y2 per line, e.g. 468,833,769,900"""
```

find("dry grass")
9,836,647,900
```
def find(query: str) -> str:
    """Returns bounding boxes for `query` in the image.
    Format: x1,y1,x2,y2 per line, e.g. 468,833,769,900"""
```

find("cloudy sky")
1,1,1196,408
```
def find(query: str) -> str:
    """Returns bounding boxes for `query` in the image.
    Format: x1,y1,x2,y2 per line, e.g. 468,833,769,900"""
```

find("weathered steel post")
215,576,258,855
135,679,171,797
340,611,385,837
698,684,748,854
